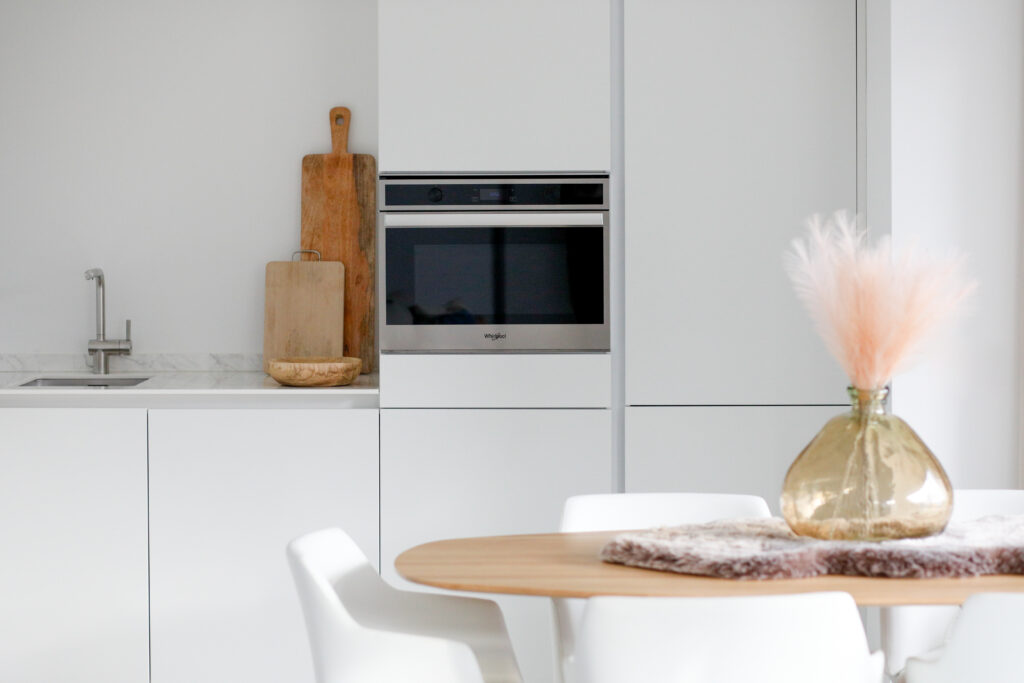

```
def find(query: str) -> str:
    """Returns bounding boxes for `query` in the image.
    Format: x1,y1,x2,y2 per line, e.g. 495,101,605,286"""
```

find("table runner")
601,516,1024,580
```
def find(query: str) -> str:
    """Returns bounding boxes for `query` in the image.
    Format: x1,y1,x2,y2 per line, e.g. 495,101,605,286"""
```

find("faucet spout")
84,268,105,341
84,268,130,374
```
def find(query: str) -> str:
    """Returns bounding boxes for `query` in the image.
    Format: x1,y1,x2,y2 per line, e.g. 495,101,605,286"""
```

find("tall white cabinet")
626,406,840,511
148,409,379,683
378,0,611,173
380,408,611,683
0,409,149,683
624,0,855,406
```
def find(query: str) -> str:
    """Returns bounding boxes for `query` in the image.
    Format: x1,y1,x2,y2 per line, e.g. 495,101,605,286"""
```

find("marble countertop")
0,371,379,408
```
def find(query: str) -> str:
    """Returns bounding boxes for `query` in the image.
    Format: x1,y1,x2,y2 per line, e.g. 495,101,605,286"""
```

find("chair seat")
895,647,944,683
344,584,522,683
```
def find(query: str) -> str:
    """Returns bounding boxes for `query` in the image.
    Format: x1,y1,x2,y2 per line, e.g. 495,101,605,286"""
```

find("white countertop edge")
0,387,382,396
0,371,380,408
0,395,380,409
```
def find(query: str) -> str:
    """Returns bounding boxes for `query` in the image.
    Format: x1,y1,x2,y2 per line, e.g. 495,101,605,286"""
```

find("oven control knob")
427,187,443,203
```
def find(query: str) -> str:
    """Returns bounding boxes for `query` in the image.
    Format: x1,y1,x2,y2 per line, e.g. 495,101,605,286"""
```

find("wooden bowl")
266,357,362,387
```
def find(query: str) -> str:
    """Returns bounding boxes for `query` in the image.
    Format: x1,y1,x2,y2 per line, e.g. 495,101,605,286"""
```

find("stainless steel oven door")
380,211,610,352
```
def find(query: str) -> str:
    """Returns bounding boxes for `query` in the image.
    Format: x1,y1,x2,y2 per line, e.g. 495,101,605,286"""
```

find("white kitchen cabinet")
378,0,611,173
380,353,612,408
0,409,148,683
624,0,855,405
626,405,842,512
380,408,612,683
148,409,379,683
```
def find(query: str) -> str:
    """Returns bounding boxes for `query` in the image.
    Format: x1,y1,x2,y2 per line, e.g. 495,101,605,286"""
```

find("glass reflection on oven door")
385,226,604,327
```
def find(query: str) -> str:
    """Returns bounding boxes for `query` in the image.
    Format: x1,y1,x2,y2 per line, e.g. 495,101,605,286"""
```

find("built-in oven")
379,176,609,352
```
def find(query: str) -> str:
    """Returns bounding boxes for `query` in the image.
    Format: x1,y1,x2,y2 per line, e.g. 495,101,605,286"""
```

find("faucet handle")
125,319,132,342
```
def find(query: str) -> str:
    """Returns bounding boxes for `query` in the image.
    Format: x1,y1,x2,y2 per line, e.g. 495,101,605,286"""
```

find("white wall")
0,0,377,355
889,0,1024,487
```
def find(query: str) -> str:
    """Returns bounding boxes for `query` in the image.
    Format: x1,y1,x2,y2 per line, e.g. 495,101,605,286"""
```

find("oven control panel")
382,178,606,210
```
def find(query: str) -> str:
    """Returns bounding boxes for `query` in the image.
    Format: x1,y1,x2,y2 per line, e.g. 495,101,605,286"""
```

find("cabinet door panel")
149,409,379,683
381,409,612,683
626,406,840,513
379,0,611,173
624,0,854,405
0,409,148,683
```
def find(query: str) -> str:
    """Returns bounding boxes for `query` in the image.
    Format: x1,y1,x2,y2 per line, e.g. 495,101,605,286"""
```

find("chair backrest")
576,593,884,683
950,489,1024,522
903,593,1024,683
553,493,772,683
286,528,393,682
560,492,772,532
289,529,506,683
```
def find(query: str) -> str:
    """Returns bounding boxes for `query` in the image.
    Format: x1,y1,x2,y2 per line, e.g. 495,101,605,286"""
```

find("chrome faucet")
84,268,132,374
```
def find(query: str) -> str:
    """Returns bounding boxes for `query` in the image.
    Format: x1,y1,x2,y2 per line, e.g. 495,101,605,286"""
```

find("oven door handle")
382,212,606,227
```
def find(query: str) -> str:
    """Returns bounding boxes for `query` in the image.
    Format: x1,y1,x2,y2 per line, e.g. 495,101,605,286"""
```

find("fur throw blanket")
600,516,1024,580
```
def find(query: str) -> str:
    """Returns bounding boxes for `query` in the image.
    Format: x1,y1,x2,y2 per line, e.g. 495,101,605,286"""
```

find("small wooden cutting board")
300,107,376,373
263,260,345,373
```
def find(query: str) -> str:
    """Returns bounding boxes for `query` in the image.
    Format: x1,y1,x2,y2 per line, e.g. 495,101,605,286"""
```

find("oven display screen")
384,182,604,206
478,188,506,202
385,227,604,325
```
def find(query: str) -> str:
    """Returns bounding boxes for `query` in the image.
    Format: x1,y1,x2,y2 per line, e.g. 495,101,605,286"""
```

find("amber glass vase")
780,387,952,541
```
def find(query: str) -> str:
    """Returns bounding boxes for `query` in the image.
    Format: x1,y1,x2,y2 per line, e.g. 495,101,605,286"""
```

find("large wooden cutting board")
263,260,345,373
300,106,376,373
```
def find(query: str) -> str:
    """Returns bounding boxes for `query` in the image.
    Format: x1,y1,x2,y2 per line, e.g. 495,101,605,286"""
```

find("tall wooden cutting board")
301,107,376,373
263,260,345,373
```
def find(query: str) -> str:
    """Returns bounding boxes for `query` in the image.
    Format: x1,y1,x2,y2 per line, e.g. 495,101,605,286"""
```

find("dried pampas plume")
785,213,975,391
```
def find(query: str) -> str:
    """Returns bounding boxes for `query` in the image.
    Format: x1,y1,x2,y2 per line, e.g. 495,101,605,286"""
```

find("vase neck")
848,386,888,416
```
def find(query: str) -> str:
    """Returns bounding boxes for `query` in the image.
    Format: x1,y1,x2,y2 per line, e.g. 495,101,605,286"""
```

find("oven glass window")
386,227,604,325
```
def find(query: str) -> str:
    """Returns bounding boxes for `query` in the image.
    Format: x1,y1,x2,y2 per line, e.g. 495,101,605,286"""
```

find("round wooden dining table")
395,530,1024,606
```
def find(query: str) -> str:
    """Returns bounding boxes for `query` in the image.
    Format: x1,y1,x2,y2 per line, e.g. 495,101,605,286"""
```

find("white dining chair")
554,492,773,683
287,527,523,683
900,593,1024,683
575,592,885,683
881,489,1024,677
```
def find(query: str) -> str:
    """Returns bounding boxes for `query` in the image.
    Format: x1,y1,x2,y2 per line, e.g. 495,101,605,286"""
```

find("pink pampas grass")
786,213,975,391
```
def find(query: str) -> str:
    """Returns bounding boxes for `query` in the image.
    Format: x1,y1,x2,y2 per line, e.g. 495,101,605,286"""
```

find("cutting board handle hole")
335,115,345,126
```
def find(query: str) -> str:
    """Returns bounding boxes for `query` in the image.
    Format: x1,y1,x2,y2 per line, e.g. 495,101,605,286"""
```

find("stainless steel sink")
20,377,150,388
